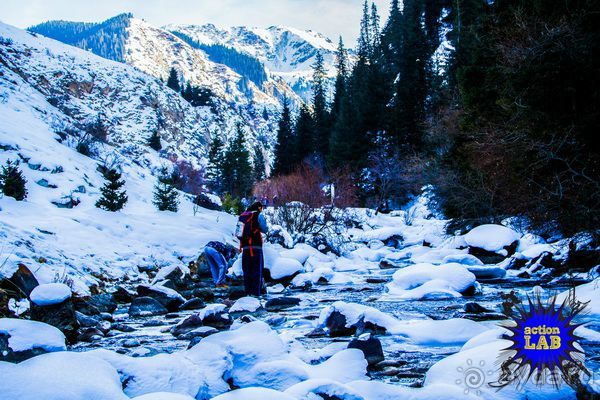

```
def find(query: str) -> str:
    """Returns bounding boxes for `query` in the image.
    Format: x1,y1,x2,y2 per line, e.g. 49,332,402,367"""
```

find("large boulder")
464,224,520,263
29,283,79,343
0,318,66,363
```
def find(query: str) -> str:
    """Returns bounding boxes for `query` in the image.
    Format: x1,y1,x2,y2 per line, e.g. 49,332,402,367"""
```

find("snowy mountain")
165,23,346,101
29,14,302,109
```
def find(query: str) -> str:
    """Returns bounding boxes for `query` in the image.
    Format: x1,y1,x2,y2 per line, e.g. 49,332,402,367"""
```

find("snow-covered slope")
166,23,347,101
0,22,239,293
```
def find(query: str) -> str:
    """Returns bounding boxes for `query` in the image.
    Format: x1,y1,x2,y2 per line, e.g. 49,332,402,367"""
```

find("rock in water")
265,297,301,312
324,310,356,337
348,334,384,367
29,284,79,343
0,318,66,362
180,298,206,311
136,285,185,312
464,302,491,314
128,297,168,317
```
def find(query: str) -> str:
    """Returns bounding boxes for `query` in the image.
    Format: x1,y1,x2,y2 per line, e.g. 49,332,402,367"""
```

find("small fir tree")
206,135,225,192
153,166,179,212
147,130,162,151
166,67,181,93
95,168,128,211
0,160,27,201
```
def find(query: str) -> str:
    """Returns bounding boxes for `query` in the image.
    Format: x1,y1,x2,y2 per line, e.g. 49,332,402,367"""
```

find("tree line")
271,0,600,234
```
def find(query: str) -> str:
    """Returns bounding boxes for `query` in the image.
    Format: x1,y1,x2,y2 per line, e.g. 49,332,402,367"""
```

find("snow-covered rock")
424,340,576,399
230,297,262,313
210,387,296,400
319,301,489,345
0,318,66,357
383,263,477,300
0,351,128,400
29,283,72,306
464,224,521,252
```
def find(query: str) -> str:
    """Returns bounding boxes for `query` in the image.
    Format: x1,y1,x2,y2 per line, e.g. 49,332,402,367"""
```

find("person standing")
237,201,269,296
203,241,237,288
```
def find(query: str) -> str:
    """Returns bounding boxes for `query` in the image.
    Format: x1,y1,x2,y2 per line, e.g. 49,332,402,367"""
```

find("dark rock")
464,302,492,314
265,297,301,312
265,315,286,326
73,298,100,316
75,311,101,327
324,311,356,337
0,334,49,363
202,312,233,329
193,193,222,211
348,335,385,367
2,264,39,296
112,323,136,333
383,235,403,249
306,328,327,338
112,286,134,303
461,283,478,296
30,299,79,344
99,312,113,321
228,288,247,301
128,297,168,317
77,327,104,342
178,327,218,341
142,319,165,327
239,315,258,323
379,260,399,270
191,254,215,281
171,314,203,337
463,312,507,321
136,285,185,312
187,336,203,349
162,267,195,292
468,246,506,264
0,289,11,317
87,293,117,314
180,298,206,310
366,277,388,284
192,288,215,302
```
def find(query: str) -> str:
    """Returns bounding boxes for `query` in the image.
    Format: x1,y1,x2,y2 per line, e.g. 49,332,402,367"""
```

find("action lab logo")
494,290,590,390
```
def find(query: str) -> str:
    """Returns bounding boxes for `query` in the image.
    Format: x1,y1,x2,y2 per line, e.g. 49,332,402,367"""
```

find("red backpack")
236,211,263,253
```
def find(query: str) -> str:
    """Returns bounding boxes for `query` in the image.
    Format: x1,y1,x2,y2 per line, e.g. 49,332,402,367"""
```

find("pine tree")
331,37,348,120
273,97,294,175
311,51,330,157
166,67,181,93
294,104,316,164
357,0,372,60
0,160,27,201
379,0,404,77
153,166,179,212
206,135,225,192
390,0,429,149
222,124,253,197
95,168,128,211
253,146,267,182
370,2,381,57
182,82,193,102
147,130,162,151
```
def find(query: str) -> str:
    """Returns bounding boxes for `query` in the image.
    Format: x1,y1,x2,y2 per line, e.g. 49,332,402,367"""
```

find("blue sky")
1,0,391,46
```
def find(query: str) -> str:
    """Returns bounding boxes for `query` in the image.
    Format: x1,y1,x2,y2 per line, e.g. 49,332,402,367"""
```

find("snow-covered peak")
166,23,347,100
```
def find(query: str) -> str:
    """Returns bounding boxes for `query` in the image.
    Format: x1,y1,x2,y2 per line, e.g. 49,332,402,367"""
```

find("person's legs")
242,249,262,296
204,247,226,285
